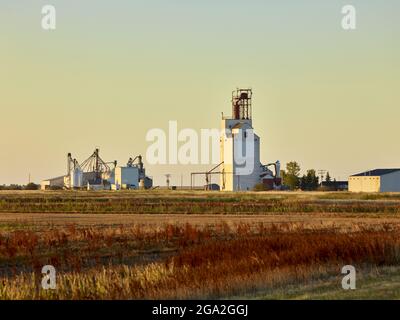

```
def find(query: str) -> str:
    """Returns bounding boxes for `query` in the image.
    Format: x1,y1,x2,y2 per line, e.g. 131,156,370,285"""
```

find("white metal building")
349,169,400,193
41,176,66,190
114,166,139,190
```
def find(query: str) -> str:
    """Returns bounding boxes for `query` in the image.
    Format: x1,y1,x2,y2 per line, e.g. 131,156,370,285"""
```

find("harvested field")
3,190,400,215
0,213,400,234
0,190,400,300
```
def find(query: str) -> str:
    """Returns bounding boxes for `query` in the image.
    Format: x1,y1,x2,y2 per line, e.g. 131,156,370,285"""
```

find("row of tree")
0,183,39,190
281,161,334,191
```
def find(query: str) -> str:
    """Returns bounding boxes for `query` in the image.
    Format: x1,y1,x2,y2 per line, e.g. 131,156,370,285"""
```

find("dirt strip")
1,212,400,232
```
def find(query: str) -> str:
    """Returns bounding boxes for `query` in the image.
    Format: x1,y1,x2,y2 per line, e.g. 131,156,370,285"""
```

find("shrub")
253,183,267,192
25,183,39,191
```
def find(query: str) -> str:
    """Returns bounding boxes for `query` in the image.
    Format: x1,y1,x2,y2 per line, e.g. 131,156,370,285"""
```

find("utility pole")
165,174,171,190
318,170,327,187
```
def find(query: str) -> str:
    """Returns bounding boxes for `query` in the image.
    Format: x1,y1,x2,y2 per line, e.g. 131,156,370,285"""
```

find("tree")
283,161,301,190
319,172,336,191
287,162,301,176
300,169,319,191
300,175,307,191
25,183,39,190
325,172,332,184
307,169,319,190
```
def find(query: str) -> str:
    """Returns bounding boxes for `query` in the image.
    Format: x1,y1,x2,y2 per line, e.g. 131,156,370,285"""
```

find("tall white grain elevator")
220,89,263,191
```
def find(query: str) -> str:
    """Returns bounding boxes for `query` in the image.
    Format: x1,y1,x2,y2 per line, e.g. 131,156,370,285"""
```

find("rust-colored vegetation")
1,220,400,299
1,191,400,299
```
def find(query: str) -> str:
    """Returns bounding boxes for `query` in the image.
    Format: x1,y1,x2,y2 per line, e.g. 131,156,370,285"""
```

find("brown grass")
1,220,400,299
2,190,400,214
2,191,400,299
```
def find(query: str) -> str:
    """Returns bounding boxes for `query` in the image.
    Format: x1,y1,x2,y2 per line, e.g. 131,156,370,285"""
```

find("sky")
0,0,399,186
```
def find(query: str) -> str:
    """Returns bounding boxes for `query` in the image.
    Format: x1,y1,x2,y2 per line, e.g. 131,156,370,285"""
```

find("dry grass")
1,190,400,300
1,220,400,299
2,190,400,215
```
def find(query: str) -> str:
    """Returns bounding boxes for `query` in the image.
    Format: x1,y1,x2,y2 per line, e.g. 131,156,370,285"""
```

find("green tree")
300,175,307,190
283,161,301,190
300,169,319,191
325,172,332,184
307,169,319,190
25,183,39,190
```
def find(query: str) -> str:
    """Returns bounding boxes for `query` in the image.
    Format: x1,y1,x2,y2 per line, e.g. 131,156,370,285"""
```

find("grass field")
1,190,400,300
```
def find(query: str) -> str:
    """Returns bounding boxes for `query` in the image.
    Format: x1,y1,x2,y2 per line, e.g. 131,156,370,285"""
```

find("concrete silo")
220,89,281,191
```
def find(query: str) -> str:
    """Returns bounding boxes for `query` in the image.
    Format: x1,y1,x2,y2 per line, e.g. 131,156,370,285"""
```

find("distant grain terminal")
41,149,153,191
41,89,400,193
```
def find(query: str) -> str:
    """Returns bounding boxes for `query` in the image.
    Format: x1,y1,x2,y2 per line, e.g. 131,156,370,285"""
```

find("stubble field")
1,190,400,299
